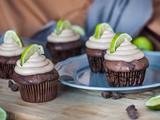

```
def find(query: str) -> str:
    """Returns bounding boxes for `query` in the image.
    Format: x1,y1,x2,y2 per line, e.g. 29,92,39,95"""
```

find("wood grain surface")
0,79,160,120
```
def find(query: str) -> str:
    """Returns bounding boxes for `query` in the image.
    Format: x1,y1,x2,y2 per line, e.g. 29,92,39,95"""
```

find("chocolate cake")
86,48,106,72
0,55,20,79
85,24,115,73
103,57,149,87
46,40,83,64
0,30,25,79
103,33,149,87
47,19,84,64
13,69,59,103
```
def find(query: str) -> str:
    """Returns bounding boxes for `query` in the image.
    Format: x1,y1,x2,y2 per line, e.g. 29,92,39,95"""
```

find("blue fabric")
0,0,153,57
86,0,152,37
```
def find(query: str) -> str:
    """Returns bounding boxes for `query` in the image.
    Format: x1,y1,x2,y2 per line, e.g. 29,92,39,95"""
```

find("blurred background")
0,0,159,50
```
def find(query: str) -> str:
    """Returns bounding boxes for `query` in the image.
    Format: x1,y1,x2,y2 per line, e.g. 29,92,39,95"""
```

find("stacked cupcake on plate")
13,44,59,103
103,33,149,87
86,22,149,87
46,19,84,64
0,30,25,79
85,23,115,72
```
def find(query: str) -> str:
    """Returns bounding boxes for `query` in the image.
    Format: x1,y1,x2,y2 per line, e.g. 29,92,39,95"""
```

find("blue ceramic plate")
55,52,160,93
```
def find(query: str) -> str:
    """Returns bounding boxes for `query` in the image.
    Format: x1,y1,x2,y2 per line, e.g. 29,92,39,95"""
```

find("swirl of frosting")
86,30,115,50
0,38,25,57
104,40,144,62
47,29,80,43
15,52,54,76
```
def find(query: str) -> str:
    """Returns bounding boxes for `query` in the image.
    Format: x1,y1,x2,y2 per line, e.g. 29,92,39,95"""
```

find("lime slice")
0,107,7,120
4,30,23,47
132,36,154,51
146,95,160,110
110,33,132,53
72,25,85,36
94,23,113,39
55,19,72,35
20,44,44,66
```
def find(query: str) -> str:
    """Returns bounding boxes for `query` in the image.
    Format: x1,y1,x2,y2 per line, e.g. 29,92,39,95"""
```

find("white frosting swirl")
104,40,144,62
47,29,80,43
86,30,115,50
15,52,54,76
0,38,25,57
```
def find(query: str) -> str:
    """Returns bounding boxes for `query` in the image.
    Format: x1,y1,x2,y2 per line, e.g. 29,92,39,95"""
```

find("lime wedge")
110,33,132,53
55,19,72,35
0,107,7,120
72,25,85,36
94,23,113,39
146,95,160,110
132,36,154,51
4,30,23,47
20,44,44,66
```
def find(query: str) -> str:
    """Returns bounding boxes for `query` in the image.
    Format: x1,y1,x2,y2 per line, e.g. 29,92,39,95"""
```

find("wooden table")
0,79,160,120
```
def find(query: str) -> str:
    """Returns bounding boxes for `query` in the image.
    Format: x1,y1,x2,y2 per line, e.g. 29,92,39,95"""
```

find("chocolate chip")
8,80,13,88
111,92,122,100
101,91,112,99
11,84,19,92
126,105,138,119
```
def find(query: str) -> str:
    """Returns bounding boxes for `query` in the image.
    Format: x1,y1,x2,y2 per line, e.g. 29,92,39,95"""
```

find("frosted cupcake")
0,30,25,79
86,23,115,72
13,44,59,103
46,19,83,64
103,33,149,87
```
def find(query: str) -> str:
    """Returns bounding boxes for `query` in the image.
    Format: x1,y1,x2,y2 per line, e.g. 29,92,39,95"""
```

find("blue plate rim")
56,52,160,93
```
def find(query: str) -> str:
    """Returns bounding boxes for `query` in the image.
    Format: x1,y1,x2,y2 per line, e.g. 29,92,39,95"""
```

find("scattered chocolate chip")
8,80,13,88
10,84,19,92
101,91,123,99
126,105,138,119
101,91,112,99
111,92,122,100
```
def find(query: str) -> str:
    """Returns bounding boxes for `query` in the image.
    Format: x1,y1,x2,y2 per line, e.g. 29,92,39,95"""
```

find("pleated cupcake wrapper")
105,69,146,87
87,55,105,72
0,63,15,79
19,80,58,103
48,47,81,64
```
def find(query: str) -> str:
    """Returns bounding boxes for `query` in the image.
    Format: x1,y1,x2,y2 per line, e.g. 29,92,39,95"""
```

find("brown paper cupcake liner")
48,47,81,64
0,63,15,79
19,80,58,103
87,55,105,72
105,69,146,87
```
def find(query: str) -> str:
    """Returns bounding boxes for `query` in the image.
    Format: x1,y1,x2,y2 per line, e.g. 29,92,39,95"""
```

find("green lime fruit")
20,44,44,66
110,32,132,53
94,23,113,39
55,19,72,35
0,107,7,120
4,30,23,47
132,36,154,51
146,95,160,110
72,25,85,36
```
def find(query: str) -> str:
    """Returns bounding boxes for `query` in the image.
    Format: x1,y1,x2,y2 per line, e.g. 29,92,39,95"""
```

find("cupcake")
46,19,83,64
12,44,59,103
85,23,115,72
103,33,149,87
0,30,25,79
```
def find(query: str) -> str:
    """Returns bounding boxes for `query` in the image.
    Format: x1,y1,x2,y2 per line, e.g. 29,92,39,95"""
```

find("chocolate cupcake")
0,30,25,79
13,44,59,103
46,19,83,64
103,33,149,87
86,23,115,72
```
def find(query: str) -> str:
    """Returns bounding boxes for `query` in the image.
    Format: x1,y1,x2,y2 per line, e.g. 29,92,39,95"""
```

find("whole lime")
132,36,154,51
